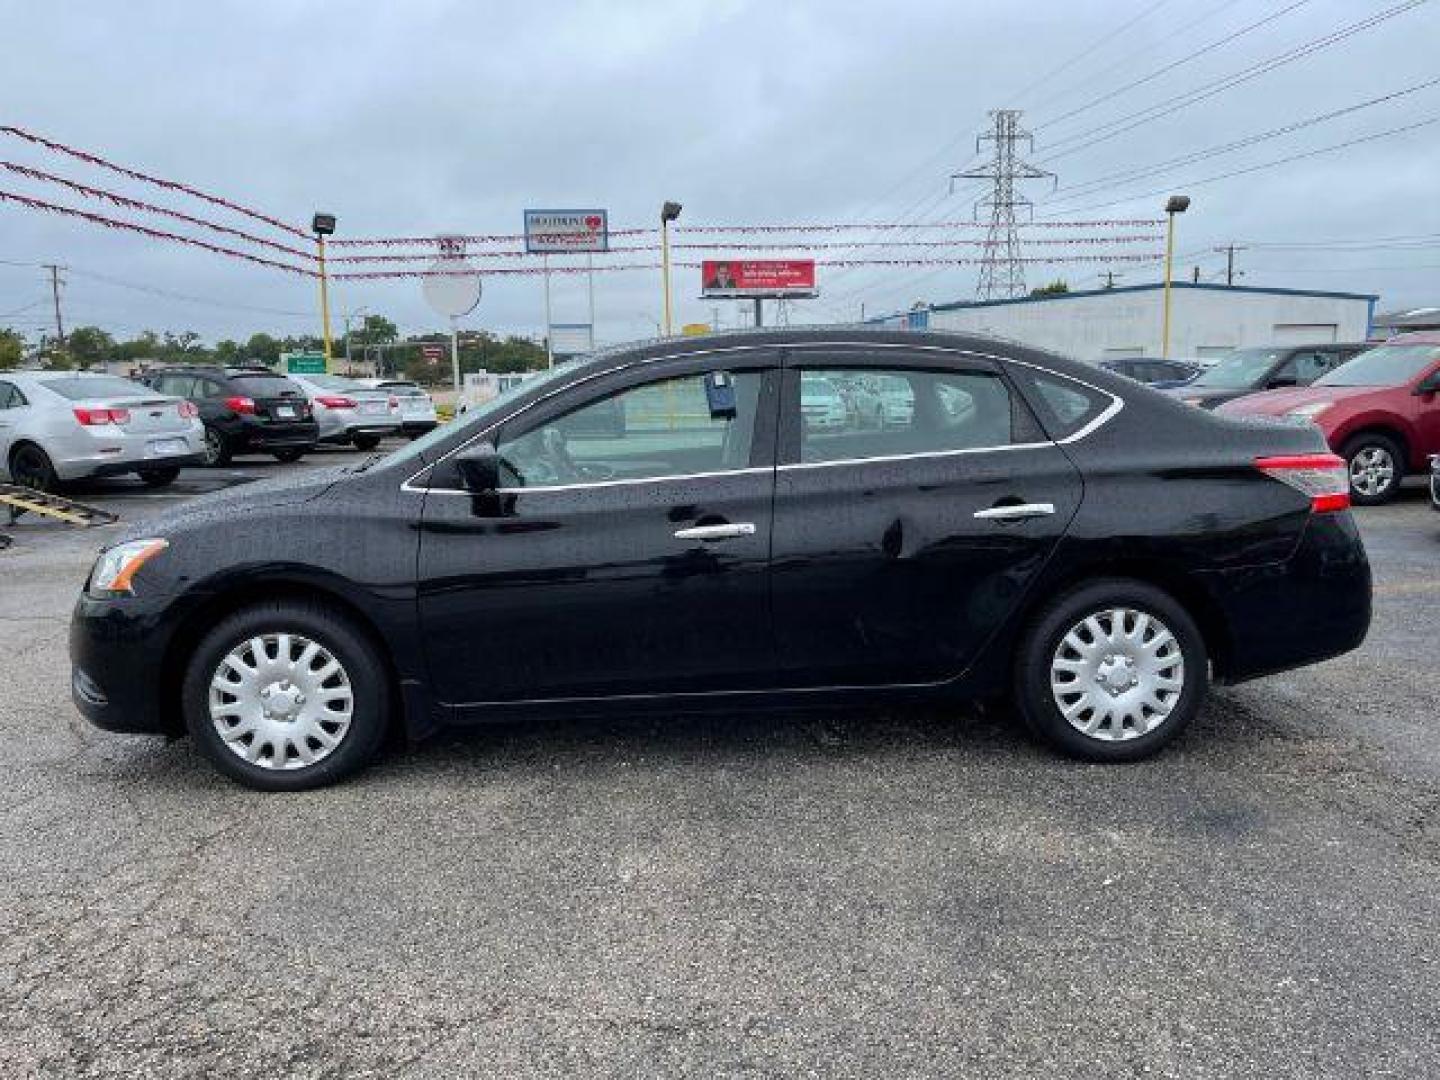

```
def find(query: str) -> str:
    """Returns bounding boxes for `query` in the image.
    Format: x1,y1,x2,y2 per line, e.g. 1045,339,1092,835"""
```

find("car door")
415,350,780,708
769,346,1083,688
0,380,29,470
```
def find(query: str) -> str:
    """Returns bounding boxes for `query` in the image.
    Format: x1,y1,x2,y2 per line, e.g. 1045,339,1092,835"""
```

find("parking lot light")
1162,195,1190,358
661,201,682,336
313,212,338,372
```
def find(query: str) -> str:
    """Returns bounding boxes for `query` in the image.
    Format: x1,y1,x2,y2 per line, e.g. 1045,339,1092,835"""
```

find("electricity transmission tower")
955,110,1054,300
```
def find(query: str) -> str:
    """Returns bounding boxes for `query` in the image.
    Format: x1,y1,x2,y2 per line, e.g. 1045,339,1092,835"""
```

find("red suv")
1218,333,1440,504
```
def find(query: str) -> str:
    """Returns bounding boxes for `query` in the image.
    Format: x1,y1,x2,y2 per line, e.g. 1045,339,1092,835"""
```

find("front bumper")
70,591,179,734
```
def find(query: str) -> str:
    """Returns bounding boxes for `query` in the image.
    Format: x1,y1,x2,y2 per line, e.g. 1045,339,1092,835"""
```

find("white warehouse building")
870,282,1378,360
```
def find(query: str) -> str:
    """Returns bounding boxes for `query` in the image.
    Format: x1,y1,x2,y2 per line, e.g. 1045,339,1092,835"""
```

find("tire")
350,434,381,452
9,443,59,493
201,427,231,467
136,465,181,488
273,448,306,463
181,600,390,791
1341,433,1404,505
1013,578,1208,762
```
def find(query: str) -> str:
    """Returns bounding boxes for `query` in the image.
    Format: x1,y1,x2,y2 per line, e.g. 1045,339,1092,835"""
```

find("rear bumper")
228,419,320,450
1202,511,1371,683
52,427,207,480
399,419,438,435
82,453,205,478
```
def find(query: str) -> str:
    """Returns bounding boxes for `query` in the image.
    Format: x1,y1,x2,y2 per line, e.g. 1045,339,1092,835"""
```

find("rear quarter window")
1008,365,1116,440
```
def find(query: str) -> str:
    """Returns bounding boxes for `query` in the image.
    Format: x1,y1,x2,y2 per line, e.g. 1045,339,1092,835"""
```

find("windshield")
381,366,568,470
304,374,366,391
1193,349,1284,390
38,375,154,400
1316,343,1440,387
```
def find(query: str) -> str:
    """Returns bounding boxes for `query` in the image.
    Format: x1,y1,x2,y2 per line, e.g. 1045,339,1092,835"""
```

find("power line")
1034,0,1313,130
1033,0,1430,166
1011,0,1176,108
63,266,314,318
1040,73,1440,204
1041,112,1440,216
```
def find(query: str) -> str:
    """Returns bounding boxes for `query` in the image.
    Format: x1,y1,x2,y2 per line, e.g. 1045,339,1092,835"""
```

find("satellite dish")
422,237,482,318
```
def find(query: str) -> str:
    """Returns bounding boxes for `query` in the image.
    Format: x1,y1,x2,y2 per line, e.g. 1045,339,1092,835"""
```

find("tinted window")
1283,351,1333,383
1010,367,1113,440
1317,344,1440,386
159,374,198,398
230,375,307,398
0,381,24,408
497,371,763,488
37,376,151,400
796,368,1015,464
1193,348,1284,389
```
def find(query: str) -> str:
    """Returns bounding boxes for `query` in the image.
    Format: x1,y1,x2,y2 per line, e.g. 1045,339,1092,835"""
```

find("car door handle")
973,502,1056,521
673,522,757,541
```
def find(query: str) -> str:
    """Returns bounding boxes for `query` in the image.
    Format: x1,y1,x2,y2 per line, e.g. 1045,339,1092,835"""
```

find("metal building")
868,282,1378,360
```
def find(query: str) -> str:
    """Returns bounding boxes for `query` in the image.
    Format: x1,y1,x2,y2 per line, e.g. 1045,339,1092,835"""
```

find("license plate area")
147,437,188,458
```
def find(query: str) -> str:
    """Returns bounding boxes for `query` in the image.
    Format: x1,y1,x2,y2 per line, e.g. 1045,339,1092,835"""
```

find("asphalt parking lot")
2,452,1437,1078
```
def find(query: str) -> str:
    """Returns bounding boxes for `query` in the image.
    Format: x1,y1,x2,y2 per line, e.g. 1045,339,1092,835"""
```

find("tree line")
0,313,549,383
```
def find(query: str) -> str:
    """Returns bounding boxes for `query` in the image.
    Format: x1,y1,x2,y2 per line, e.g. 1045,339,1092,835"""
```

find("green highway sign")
283,352,327,375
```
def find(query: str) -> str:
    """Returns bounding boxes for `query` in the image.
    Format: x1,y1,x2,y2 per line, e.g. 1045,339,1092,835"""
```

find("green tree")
0,328,24,371
66,326,117,368
1029,279,1070,297
214,339,242,364
246,333,281,366
357,314,398,345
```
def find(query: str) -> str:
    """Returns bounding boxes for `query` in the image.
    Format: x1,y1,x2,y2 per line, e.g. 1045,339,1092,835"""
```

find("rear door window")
791,367,1020,465
230,375,307,399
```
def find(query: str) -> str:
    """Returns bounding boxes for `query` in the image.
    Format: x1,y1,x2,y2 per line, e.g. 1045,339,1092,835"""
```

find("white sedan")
359,379,439,438
287,374,402,451
0,372,203,491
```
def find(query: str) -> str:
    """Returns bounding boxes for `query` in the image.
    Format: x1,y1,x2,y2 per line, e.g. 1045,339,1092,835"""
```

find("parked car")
71,328,1371,791
800,373,848,430
826,373,887,429
141,366,320,466
1168,343,1368,409
360,379,439,438
1217,333,1440,504
287,373,401,451
0,372,202,491
874,373,916,426
1098,357,1204,389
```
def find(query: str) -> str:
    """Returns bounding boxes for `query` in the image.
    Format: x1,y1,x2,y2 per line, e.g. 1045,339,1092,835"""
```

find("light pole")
1161,195,1189,358
660,200,682,336
312,212,337,371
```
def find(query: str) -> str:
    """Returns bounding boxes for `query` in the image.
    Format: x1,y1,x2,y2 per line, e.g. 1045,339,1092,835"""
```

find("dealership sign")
701,259,817,298
523,209,609,254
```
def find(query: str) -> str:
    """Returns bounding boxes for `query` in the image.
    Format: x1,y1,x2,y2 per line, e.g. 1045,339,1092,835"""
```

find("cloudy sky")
3,0,1438,350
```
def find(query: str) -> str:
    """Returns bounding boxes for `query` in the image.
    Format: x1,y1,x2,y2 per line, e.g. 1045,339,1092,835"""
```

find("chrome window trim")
402,340,1124,496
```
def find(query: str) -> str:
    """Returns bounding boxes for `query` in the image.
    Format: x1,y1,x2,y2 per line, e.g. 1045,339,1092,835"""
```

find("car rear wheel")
273,448,306,463
1014,579,1208,761
182,601,389,791
9,443,59,493
350,434,382,451
136,466,181,487
1342,434,1404,505
201,428,232,467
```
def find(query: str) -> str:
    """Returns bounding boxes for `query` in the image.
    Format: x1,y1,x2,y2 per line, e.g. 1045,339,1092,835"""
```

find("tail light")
314,395,357,409
1255,454,1350,513
177,401,199,419
224,395,256,415
73,406,131,426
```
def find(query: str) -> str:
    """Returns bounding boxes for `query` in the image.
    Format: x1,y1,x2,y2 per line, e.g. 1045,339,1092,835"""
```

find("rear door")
416,350,781,707
770,345,1083,688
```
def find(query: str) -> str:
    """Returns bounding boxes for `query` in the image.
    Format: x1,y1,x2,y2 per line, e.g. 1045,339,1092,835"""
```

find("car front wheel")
182,601,390,790
1014,579,1208,761
1342,434,1404,505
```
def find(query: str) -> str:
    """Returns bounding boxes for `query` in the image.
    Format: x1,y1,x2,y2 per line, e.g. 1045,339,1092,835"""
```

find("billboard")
523,209,609,254
701,259,817,298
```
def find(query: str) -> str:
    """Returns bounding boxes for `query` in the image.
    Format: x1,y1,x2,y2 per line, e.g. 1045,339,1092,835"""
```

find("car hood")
1216,384,1380,417
115,464,352,543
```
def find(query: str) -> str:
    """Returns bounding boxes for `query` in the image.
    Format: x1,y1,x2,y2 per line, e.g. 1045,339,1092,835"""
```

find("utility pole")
43,264,66,353
1214,244,1245,286
956,110,1055,300
1102,271,1121,289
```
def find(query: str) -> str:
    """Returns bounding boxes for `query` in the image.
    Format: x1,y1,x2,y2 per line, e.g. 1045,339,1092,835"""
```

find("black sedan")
71,329,1372,790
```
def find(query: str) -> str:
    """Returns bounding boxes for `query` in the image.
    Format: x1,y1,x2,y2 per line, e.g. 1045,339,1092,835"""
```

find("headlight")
90,538,169,595
1284,402,1333,421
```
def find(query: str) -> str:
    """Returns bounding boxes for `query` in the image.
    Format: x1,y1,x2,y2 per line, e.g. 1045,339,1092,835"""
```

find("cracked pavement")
2,460,1437,1077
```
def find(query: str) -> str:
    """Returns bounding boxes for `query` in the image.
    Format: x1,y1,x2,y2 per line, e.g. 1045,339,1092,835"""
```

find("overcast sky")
3,0,1438,351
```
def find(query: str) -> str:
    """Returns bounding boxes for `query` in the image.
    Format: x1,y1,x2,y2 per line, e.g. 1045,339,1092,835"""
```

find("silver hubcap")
1349,446,1394,497
208,633,353,770
1050,607,1185,742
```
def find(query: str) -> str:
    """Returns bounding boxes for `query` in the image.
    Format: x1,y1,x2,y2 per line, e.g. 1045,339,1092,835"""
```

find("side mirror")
455,442,500,492
1415,373,1440,396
